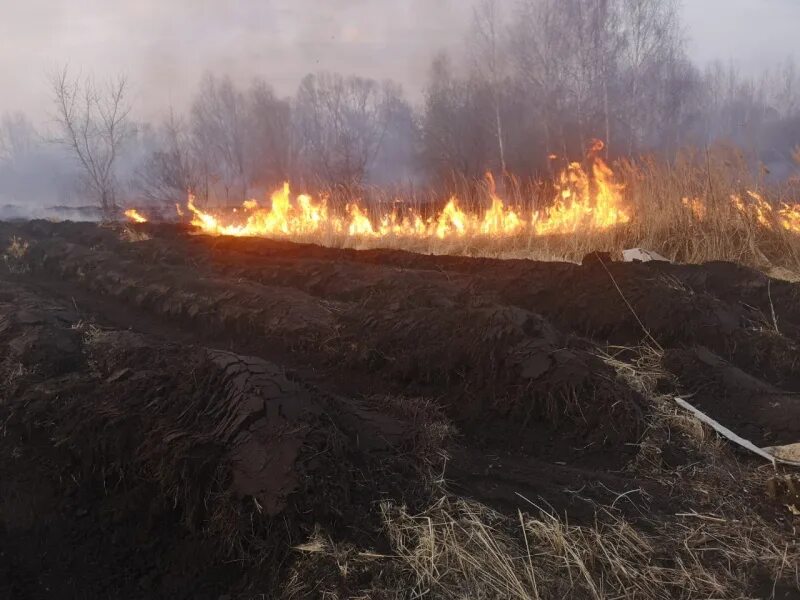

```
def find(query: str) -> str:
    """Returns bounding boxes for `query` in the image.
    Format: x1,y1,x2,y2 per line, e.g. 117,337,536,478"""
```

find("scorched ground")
0,220,798,598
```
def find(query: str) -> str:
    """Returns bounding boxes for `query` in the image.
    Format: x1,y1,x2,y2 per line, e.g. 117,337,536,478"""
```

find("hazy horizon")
2,0,800,122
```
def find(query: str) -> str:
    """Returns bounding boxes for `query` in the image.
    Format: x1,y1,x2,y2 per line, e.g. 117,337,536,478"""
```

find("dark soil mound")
1,221,799,597
0,282,435,598
664,347,800,446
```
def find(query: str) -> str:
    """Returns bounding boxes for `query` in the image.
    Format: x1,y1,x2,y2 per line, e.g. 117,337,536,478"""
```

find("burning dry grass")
617,150,800,273
376,155,800,271
123,208,147,223
137,146,800,275
2,235,30,273
117,224,152,243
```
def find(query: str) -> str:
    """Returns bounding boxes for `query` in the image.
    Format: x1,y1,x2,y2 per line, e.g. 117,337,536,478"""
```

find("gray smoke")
1,0,800,212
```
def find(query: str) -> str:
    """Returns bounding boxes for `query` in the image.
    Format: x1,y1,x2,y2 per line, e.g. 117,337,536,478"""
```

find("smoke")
2,0,798,119
0,204,104,223
0,0,468,121
0,112,77,209
683,0,800,71
2,0,800,212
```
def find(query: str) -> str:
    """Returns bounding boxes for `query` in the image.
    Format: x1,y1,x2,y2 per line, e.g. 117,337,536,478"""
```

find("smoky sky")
2,0,800,121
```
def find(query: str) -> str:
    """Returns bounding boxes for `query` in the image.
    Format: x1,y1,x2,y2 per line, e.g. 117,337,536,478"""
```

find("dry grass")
366,346,799,600
284,528,407,600
118,225,152,243
2,235,30,273
380,495,798,600
278,330,800,599
286,147,800,273
616,149,800,272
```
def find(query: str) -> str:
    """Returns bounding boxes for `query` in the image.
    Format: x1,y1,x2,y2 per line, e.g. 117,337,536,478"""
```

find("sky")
1,0,800,122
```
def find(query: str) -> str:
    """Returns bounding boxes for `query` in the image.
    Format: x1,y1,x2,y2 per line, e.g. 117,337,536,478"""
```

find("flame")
744,191,774,229
434,198,467,239
533,157,629,235
779,203,800,232
740,190,800,234
587,138,606,156
679,190,800,234
126,142,800,246
347,203,375,236
682,197,707,221
124,209,147,223
158,147,633,244
481,173,525,235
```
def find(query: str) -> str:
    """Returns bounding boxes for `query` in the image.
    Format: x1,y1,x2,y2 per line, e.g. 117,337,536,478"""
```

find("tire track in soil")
3,221,646,464
5,221,800,473
2,220,800,597
10,220,800,445
0,279,433,598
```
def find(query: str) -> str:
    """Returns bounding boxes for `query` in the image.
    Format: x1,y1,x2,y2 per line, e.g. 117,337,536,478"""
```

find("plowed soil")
1,221,799,598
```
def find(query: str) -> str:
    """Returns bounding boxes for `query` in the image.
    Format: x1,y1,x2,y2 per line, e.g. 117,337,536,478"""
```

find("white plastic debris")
622,248,670,263
763,443,800,464
675,397,800,468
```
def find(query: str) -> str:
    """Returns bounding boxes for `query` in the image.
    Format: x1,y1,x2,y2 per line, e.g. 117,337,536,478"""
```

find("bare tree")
619,0,682,152
294,72,394,188
50,66,131,217
506,0,693,161
244,79,294,189
0,112,38,167
190,74,248,204
763,57,800,120
421,52,495,182
366,81,418,185
511,0,574,159
134,110,199,205
471,0,508,176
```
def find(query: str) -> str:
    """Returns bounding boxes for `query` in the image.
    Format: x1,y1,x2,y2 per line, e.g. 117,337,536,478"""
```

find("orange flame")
124,209,147,223
779,203,800,232
680,190,800,234
533,157,629,235
682,197,707,221
166,149,633,243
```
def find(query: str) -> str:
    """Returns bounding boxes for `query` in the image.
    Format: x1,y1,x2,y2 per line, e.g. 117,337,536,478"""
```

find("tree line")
2,0,800,214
